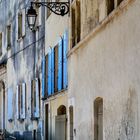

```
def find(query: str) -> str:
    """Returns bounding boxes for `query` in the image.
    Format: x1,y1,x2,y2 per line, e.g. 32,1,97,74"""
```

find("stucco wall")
0,0,45,139
44,1,69,139
68,0,140,140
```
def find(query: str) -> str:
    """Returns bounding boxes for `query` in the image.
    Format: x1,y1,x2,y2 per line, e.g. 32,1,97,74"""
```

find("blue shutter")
8,88,13,121
21,83,26,119
48,51,52,96
51,48,54,94
42,56,46,98
35,78,40,118
63,30,68,88
58,39,63,91
16,85,20,119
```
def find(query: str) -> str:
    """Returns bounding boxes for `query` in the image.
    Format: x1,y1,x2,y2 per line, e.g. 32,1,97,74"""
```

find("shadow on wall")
3,130,41,140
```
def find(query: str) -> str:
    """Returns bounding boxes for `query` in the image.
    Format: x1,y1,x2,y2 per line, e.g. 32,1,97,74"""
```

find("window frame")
71,0,81,48
7,24,12,49
31,79,40,119
0,32,2,55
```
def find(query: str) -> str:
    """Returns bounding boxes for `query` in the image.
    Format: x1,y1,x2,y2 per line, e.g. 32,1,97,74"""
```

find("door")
55,115,67,140
45,104,49,140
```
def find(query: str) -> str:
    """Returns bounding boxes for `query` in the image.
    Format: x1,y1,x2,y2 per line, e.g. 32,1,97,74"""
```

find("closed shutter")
8,88,13,121
58,39,63,91
42,56,46,98
35,78,40,118
29,81,32,118
48,51,52,96
51,48,54,94
16,85,20,119
21,83,26,119
16,13,18,40
63,30,68,89
22,9,26,36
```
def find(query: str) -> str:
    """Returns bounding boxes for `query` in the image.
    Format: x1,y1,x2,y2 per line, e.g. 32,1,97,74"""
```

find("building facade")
0,0,45,139
0,0,140,140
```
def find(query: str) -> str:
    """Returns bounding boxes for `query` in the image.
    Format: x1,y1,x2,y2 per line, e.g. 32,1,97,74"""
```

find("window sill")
6,45,11,50
68,0,134,57
42,88,68,101
31,116,39,121
17,35,25,42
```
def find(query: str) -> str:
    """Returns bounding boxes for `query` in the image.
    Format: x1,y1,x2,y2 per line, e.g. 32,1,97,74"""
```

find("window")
7,25,11,49
42,31,68,98
16,83,26,120
71,0,81,48
31,79,40,119
18,13,22,39
106,0,114,15
0,33,2,55
94,98,103,140
17,9,25,40
54,45,58,92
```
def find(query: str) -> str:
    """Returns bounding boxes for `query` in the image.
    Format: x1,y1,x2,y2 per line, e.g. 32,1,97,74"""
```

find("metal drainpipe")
32,30,36,79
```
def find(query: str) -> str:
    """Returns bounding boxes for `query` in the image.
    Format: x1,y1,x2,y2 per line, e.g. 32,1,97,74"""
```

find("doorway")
45,104,49,140
94,97,103,140
55,105,67,140
69,106,74,140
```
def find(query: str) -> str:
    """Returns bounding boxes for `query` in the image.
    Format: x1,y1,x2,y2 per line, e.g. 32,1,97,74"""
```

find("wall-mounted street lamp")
27,1,70,30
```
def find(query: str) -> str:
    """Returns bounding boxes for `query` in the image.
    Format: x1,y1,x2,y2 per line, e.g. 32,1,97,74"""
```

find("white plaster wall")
68,0,140,140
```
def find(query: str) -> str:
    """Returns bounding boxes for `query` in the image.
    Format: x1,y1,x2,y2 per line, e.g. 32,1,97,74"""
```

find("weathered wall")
68,0,140,140
0,0,45,139
44,93,68,140
44,0,69,139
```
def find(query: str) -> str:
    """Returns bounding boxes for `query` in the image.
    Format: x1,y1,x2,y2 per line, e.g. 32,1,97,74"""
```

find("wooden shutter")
29,80,32,118
51,48,54,94
8,88,13,121
21,83,26,119
54,45,58,92
48,51,52,96
32,80,36,117
42,56,46,98
63,30,68,89
16,85,20,119
46,55,48,96
58,38,63,91
22,9,26,36
35,78,40,118
16,13,18,40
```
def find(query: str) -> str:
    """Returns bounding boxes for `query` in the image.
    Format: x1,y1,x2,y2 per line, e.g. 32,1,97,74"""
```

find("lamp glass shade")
27,5,37,30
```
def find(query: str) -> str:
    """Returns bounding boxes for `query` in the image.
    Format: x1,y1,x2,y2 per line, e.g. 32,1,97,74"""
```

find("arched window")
69,106,74,140
57,105,67,115
94,97,103,140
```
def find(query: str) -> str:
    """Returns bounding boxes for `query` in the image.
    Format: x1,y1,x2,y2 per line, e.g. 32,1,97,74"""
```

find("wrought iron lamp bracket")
31,1,70,16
